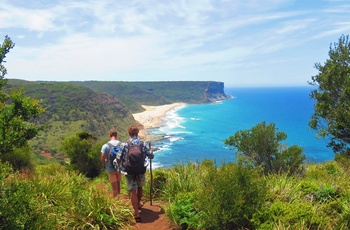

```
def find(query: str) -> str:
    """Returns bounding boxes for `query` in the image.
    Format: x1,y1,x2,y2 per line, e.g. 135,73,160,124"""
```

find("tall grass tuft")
0,162,133,229
162,162,202,202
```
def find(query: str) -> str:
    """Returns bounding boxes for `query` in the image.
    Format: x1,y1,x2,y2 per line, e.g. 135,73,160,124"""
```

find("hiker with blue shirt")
116,125,154,222
101,129,123,197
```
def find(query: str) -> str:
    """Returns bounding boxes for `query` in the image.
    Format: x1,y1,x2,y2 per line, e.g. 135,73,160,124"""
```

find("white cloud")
0,3,56,31
1,0,350,86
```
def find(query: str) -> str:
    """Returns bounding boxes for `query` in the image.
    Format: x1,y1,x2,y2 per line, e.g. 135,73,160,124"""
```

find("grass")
2,159,350,229
0,163,133,229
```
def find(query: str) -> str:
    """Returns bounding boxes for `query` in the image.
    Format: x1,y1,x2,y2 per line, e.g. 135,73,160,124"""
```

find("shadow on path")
132,202,176,230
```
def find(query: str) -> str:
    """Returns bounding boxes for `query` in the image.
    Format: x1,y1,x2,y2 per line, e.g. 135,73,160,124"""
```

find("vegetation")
3,33,350,229
2,157,350,229
224,121,305,175
0,162,132,229
0,36,45,170
72,81,223,113
5,80,136,159
153,159,350,230
5,79,227,162
309,34,350,156
61,132,103,178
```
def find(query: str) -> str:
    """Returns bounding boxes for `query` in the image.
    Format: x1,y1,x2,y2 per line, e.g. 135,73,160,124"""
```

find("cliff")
205,82,231,102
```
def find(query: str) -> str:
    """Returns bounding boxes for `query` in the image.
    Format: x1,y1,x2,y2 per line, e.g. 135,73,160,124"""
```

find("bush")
314,186,341,202
167,192,200,229
195,162,267,229
61,132,103,178
0,162,133,229
2,144,34,171
151,169,169,199
252,199,335,229
0,162,46,229
224,121,305,175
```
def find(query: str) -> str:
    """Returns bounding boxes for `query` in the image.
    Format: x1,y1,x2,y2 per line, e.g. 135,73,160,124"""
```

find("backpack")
107,142,122,168
124,140,146,175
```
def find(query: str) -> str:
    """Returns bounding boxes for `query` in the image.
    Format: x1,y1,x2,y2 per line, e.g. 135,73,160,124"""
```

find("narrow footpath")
131,201,175,230
97,183,176,229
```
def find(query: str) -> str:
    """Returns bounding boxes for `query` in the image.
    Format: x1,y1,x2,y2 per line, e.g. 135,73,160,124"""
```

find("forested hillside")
72,81,229,113
5,79,135,160
5,79,229,161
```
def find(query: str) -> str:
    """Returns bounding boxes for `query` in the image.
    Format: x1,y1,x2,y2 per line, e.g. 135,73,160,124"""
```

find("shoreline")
132,102,186,141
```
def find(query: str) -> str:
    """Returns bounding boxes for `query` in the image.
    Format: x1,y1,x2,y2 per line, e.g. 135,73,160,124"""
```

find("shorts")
125,174,145,191
108,171,122,183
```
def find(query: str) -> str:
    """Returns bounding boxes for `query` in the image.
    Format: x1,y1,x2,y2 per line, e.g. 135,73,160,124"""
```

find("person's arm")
101,144,107,166
144,142,154,159
101,152,106,166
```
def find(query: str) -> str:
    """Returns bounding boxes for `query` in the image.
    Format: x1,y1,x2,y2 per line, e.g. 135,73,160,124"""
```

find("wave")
169,136,184,143
148,161,163,169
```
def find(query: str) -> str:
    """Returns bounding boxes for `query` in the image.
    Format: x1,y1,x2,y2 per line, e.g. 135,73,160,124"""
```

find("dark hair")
128,126,139,137
109,129,118,138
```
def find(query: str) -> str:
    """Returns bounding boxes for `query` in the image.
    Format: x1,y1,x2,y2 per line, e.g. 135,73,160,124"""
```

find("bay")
148,87,334,168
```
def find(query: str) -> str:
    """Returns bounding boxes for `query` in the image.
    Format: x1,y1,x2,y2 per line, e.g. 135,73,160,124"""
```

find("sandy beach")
132,102,186,140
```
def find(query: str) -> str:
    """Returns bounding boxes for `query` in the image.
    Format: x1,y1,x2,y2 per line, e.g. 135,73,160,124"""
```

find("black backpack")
124,140,146,175
107,142,122,168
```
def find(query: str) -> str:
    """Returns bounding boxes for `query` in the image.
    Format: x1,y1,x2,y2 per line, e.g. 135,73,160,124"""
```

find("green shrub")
252,200,334,229
314,186,341,202
2,144,34,171
0,162,47,229
61,133,103,178
167,192,200,229
151,169,168,199
224,122,305,175
195,162,267,230
0,162,132,229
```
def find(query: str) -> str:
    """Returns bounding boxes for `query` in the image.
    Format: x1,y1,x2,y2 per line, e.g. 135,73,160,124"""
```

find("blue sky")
1,0,350,87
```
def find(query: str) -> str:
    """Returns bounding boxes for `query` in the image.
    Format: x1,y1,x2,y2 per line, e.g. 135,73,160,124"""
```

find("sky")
1,0,350,87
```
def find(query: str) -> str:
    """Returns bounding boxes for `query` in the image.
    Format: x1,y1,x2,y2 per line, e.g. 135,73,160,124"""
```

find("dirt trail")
131,201,176,230
96,183,176,229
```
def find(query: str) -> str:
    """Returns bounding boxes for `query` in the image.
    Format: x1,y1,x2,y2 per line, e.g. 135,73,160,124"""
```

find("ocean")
147,87,334,168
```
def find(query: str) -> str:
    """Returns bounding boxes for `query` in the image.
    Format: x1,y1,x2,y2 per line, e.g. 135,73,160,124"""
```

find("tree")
0,36,45,169
224,121,305,174
61,132,103,178
309,34,350,156
0,35,14,105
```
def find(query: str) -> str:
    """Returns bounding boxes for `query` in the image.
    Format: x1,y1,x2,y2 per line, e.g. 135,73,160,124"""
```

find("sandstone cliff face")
205,82,231,102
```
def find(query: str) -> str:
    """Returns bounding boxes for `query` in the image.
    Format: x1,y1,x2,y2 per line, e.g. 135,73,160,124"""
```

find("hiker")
117,125,154,222
101,129,123,197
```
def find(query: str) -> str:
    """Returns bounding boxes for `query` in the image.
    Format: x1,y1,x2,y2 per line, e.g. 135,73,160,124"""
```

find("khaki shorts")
108,171,122,183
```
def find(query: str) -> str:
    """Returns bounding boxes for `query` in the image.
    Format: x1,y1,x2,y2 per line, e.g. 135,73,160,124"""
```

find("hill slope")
6,80,135,159
72,81,230,113
5,79,230,160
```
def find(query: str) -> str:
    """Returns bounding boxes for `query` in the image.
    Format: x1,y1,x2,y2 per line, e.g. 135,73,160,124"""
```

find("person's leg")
116,171,122,194
137,187,143,208
130,189,140,219
108,171,120,197
126,175,140,220
136,174,146,208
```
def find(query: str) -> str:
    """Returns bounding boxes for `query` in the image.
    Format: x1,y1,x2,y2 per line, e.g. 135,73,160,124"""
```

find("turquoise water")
148,87,334,168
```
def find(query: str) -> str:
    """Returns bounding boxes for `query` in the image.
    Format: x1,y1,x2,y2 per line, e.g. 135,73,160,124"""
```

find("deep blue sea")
147,87,334,168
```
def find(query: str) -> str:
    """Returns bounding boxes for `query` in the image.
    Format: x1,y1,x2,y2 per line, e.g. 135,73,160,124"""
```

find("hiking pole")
149,142,153,206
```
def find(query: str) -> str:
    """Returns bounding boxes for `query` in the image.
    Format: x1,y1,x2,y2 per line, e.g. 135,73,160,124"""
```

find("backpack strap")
106,142,113,162
106,142,121,166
